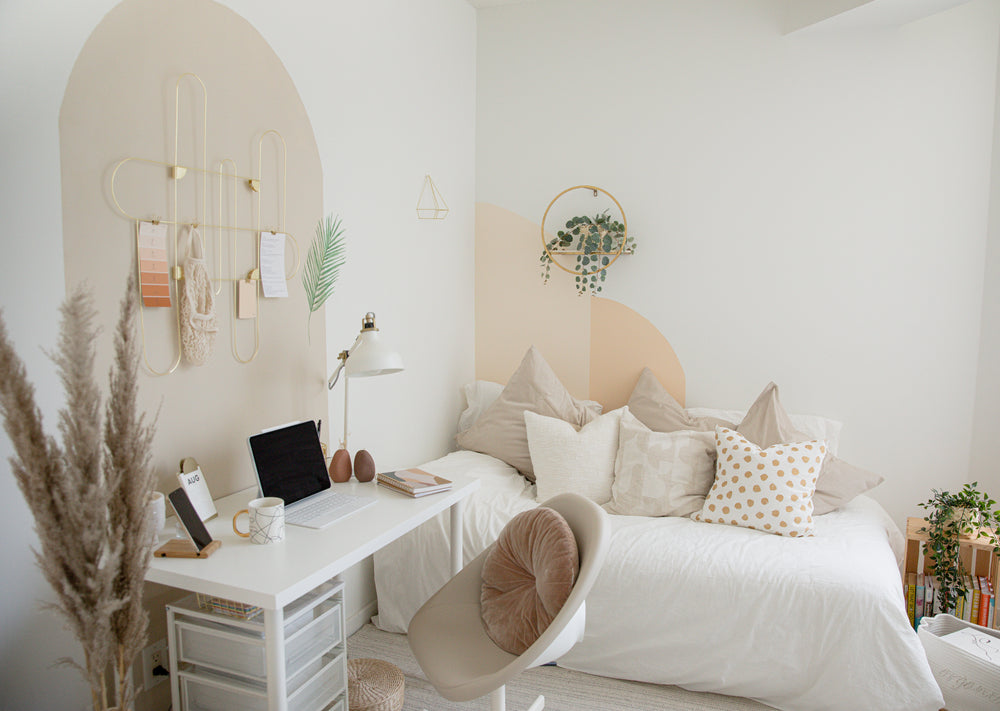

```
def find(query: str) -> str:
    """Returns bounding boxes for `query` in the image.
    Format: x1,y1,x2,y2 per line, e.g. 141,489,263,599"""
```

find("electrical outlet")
141,638,169,691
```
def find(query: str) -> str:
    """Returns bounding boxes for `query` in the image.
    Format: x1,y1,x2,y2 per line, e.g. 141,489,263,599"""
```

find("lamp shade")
345,328,404,378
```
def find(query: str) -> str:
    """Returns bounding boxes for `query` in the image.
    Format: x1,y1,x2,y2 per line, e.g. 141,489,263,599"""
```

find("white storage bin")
918,614,1000,711
176,600,341,680
182,652,344,711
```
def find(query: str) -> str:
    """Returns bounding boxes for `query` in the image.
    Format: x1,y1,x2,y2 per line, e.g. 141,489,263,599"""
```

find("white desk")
147,475,480,711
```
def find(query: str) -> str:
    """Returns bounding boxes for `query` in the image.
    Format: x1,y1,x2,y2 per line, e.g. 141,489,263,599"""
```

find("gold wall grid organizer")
540,185,632,295
416,174,449,220
110,73,299,375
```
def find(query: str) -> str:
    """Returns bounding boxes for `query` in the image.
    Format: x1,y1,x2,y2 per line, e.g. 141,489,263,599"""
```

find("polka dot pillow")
694,427,828,537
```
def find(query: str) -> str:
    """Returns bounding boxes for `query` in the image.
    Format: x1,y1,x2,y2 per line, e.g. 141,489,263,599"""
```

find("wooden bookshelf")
903,517,999,584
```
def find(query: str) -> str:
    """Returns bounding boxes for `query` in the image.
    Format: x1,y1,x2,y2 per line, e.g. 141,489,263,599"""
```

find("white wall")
971,25,1000,498
0,0,475,708
476,0,1000,527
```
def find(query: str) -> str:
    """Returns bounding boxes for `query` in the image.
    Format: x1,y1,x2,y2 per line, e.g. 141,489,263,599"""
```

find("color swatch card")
137,221,171,307
259,232,288,298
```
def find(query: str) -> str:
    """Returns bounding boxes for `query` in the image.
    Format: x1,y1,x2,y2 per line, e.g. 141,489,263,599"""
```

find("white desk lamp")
327,312,404,451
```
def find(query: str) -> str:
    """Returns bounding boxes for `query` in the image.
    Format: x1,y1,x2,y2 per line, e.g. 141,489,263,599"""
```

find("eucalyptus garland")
540,209,635,295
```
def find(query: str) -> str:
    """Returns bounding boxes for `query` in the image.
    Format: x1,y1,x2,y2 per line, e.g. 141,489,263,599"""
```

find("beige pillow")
606,408,717,517
481,507,579,656
627,368,735,433
455,346,600,480
694,427,826,537
525,408,624,505
737,382,882,515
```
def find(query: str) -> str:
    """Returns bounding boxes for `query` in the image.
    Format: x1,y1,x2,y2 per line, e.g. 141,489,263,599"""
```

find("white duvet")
373,451,943,711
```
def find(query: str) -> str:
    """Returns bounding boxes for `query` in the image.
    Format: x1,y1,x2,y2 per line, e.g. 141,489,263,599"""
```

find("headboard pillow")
524,407,624,504
687,405,843,456
457,380,504,432
481,506,579,656
627,368,734,433
737,383,882,515
456,346,601,481
694,427,827,537
605,408,717,517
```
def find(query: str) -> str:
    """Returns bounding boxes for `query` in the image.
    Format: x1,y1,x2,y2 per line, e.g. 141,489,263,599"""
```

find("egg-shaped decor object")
354,449,376,482
329,448,352,483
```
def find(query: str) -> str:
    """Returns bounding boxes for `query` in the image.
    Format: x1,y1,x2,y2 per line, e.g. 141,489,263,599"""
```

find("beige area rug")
347,624,775,711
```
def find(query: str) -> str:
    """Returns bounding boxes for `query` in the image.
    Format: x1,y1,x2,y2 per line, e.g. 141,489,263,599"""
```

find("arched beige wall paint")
475,203,684,407
60,3,324,707
60,0,325,503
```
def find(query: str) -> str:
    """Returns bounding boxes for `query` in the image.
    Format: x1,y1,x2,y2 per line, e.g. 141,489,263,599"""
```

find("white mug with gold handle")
232,497,285,544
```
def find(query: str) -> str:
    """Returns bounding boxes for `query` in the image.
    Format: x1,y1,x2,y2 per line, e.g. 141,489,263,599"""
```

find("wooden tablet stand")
154,538,222,558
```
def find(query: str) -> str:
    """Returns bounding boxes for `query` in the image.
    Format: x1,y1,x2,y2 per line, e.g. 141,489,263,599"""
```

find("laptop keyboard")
285,490,376,529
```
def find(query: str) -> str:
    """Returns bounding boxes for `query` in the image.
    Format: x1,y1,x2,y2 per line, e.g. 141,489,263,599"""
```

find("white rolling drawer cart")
166,579,347,711
147,477,479,711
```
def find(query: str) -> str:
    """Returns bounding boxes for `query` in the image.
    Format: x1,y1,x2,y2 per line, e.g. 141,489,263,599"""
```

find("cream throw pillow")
456,346,601,481
525,408,624,504
695,427,826,537
606,408,717,517
737,382,882,515
627,368,735,433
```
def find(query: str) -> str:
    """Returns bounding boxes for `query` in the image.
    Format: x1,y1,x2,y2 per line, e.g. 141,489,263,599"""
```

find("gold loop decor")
540,184,628,278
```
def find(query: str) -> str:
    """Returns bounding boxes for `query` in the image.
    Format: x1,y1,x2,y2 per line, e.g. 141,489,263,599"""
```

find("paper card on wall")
259,232,288,298
137,221,171,307
237,278,258,318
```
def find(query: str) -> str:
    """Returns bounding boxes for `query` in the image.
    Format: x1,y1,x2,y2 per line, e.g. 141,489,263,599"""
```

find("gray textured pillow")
455,346,600,481
606,408,717,517
627,368,735,433
737,382,883,514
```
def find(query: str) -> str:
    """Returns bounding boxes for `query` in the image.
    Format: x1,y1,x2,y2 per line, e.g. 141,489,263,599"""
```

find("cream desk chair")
408,493,610,711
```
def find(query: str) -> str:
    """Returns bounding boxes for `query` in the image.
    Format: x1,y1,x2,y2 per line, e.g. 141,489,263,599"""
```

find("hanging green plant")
918,482,1000,612
303,214,347,343
539,208,635,296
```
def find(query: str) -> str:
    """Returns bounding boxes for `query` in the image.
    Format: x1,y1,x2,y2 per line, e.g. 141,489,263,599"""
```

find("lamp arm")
327,334,363,390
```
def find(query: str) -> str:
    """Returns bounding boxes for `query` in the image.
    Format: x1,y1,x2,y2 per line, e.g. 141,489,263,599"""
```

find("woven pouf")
347,658,404,711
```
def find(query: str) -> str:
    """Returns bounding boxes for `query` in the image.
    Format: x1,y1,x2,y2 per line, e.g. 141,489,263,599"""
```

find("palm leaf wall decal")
303,214,347,342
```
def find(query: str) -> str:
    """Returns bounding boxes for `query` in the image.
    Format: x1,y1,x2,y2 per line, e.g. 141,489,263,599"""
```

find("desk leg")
166,606,180,709
450,498,464,576
264,607,288,711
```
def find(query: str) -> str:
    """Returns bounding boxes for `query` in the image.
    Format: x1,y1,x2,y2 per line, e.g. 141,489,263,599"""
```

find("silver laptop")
247,421,375,529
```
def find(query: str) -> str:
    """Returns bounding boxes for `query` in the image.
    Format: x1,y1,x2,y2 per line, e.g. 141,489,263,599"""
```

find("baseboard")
346,599,379,637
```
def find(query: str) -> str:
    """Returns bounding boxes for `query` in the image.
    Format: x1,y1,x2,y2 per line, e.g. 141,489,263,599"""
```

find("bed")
373,300,943,710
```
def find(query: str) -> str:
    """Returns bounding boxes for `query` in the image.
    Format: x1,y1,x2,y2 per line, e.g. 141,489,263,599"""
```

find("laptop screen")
248,421,330,506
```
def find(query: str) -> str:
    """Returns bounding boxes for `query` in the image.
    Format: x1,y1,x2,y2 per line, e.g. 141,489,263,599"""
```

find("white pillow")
694,427,827,537
458,380,504,432
687,406,843,456
605,408,717,517
524,407,624,505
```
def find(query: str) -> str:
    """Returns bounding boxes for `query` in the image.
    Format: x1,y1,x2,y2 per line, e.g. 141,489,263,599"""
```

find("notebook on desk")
247,420,375,529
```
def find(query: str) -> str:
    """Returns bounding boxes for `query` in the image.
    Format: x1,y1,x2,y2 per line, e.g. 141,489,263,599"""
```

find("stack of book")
908,572,996,630
377,468,453,498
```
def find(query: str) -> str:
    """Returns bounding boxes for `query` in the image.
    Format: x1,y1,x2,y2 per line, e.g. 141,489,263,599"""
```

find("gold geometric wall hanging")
416,174,449,220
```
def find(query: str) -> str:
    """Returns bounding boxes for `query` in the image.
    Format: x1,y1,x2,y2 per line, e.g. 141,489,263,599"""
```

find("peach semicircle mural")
475,202,684,408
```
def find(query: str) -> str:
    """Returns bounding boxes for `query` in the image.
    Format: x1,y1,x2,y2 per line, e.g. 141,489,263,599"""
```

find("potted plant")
539,208,636,295
918,482,1000,613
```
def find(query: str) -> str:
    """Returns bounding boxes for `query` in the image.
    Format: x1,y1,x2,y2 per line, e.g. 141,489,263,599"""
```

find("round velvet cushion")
480,506,579,656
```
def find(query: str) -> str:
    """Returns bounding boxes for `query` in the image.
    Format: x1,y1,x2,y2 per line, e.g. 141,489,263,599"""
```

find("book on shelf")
906,573,917,628
377,469,453,498
971,576,982,625
915,574,925,627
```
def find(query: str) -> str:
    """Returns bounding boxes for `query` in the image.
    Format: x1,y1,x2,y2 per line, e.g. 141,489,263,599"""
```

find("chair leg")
491,686,505,711
489,686,545,711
